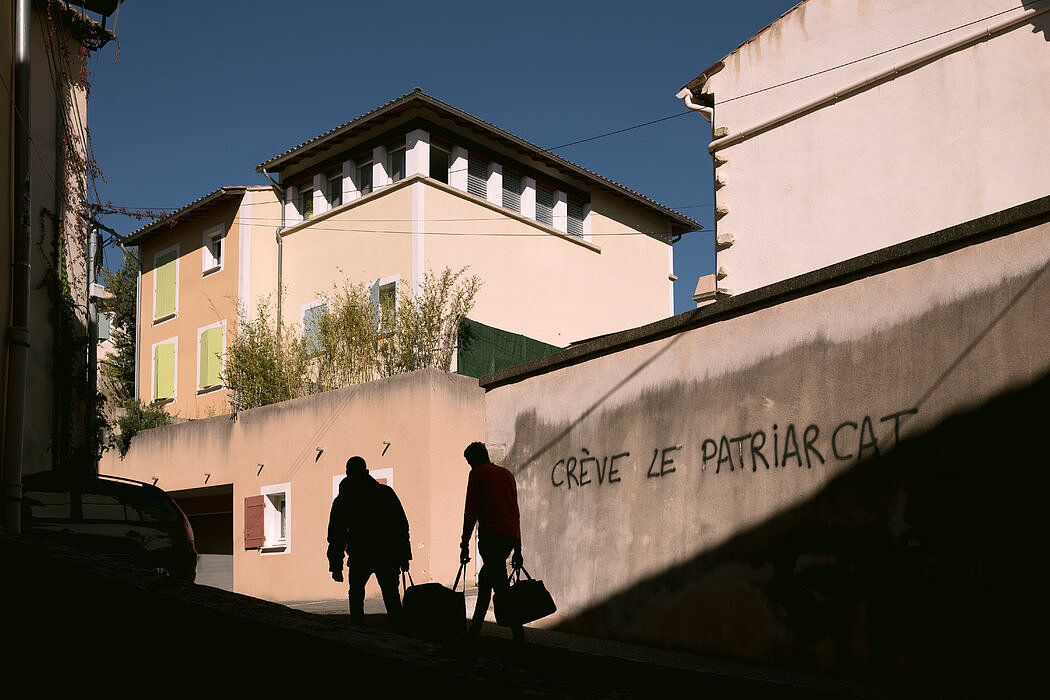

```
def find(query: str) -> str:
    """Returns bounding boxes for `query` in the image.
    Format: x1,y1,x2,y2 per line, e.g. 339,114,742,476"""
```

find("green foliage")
224,297,313,411
99,250,139,401
224,267,481,411
114,398,173,458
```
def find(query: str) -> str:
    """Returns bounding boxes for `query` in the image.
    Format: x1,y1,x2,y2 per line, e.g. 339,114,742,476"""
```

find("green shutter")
155,250,177,318
154,342,175,400
199,326,223,389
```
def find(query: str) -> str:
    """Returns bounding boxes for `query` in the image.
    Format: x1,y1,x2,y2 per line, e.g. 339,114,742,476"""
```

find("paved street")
3,530,956,698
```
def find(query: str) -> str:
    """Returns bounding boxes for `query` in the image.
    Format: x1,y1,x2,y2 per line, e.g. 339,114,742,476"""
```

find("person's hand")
331,570,343,582
400,560,410,573
460,543,471,564
512,550,523,570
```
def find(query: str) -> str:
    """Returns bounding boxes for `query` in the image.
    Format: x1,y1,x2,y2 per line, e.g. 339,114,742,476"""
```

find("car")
21,471,197,581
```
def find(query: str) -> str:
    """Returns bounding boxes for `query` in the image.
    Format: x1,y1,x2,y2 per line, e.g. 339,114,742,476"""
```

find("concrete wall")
482,198,1050,687
701,0,1050,295
101,369,485,603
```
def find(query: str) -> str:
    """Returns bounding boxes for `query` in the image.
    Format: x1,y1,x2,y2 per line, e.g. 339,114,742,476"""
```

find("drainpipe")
676,82,721,300
4,0,31,533
260,168,285,332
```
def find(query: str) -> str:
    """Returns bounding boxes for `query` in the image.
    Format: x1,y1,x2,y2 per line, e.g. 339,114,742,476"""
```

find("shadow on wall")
555,367,1050,697
1023,1,1050,40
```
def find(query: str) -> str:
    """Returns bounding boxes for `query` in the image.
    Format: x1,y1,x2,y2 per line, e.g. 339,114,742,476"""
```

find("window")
97,312,111,342
536,186,554,227
326,171,343,208
153,246,178,321
430,143,450,184
355,159,373,196
467,157,487,199
299,185,314,219
260,483,290,552
152,338,176,404
197,323,224,392
302,300,327,350
502,172,521,213
388,145,406,183
370,276,398,332
202,225,224,274
567,199,585,237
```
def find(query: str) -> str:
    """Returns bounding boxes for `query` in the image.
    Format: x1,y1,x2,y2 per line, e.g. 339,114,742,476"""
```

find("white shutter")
467,157,487,199
536,187,554,226
502,173,521,213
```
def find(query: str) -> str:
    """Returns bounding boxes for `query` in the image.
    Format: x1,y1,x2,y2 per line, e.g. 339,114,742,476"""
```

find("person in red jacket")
460,441,525,642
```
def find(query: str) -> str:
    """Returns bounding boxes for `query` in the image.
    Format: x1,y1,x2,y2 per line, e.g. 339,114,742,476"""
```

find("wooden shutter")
154,250,177,318
154,342,175,400
199,326,222,389
244,495,265,549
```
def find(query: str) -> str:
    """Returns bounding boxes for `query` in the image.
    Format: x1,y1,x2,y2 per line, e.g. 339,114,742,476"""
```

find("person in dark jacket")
460,441,525,642
327,456,411,629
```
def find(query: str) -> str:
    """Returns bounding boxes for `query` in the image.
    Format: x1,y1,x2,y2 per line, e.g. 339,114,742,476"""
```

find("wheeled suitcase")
401,563,466,634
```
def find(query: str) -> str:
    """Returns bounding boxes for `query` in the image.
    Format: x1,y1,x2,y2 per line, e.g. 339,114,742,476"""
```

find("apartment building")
127,90,698,418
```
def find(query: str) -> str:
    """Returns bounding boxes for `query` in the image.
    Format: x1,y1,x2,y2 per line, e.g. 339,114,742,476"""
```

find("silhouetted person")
460,442,525,642
327,456,411,630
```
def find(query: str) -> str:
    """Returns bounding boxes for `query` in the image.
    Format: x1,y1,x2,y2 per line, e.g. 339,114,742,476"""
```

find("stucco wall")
702,0,1050,295
482,202,1050,686
101,369,485,603
138,198,241,418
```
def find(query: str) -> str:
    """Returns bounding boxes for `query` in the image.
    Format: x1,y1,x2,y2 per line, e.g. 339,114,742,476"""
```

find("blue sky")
87,0,800,315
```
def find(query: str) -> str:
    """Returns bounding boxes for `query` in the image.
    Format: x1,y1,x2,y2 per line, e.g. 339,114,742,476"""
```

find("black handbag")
401,563,466,634
494,566,557,626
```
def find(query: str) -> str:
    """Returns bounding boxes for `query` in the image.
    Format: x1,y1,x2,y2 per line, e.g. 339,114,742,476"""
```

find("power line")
716,2,1042,105
548,111,693,150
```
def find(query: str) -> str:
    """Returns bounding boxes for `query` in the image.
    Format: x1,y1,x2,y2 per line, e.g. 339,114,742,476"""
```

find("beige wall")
701,0,1050,295
101,369,485,603
481,206,1050,680
2,8,92,474
138,198,241,418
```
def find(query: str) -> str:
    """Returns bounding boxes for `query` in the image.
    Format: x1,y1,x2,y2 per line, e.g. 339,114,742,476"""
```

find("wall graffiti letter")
701,439,717,471
803,424,825,469
880,408,918,447
781,424,803,468
750,431,769,471
832,421,857,461
552,459,565,488
609,452,627,483
566,457,579,489
717,435,735,473
857,415,880,461
578,449,595,487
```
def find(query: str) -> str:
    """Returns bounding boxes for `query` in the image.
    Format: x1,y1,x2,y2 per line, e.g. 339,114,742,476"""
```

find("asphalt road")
2,530,955,698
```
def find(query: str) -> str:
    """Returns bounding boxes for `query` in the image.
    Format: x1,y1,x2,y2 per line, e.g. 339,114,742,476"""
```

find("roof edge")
124,186,268,245
480,193,1050,390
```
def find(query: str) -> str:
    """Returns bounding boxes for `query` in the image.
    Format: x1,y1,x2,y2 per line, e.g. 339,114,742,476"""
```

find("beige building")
677,0,1050,296
126,90,698,419
2,2,117,529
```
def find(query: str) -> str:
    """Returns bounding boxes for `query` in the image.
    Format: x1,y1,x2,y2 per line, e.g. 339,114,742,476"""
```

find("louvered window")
502,172,521,213
536,186,554,227
567,200,585,237
467,157,487,199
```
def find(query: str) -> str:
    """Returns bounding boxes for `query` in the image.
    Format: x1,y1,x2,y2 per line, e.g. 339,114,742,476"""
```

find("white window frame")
299,183,314,220
202,224,224,275
152,243,179,323
260,482,291,554
195,320,226,394
326,170,343,209
372,274,400,330
150,336,178,405
301,299,328,347
331,468,393,499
